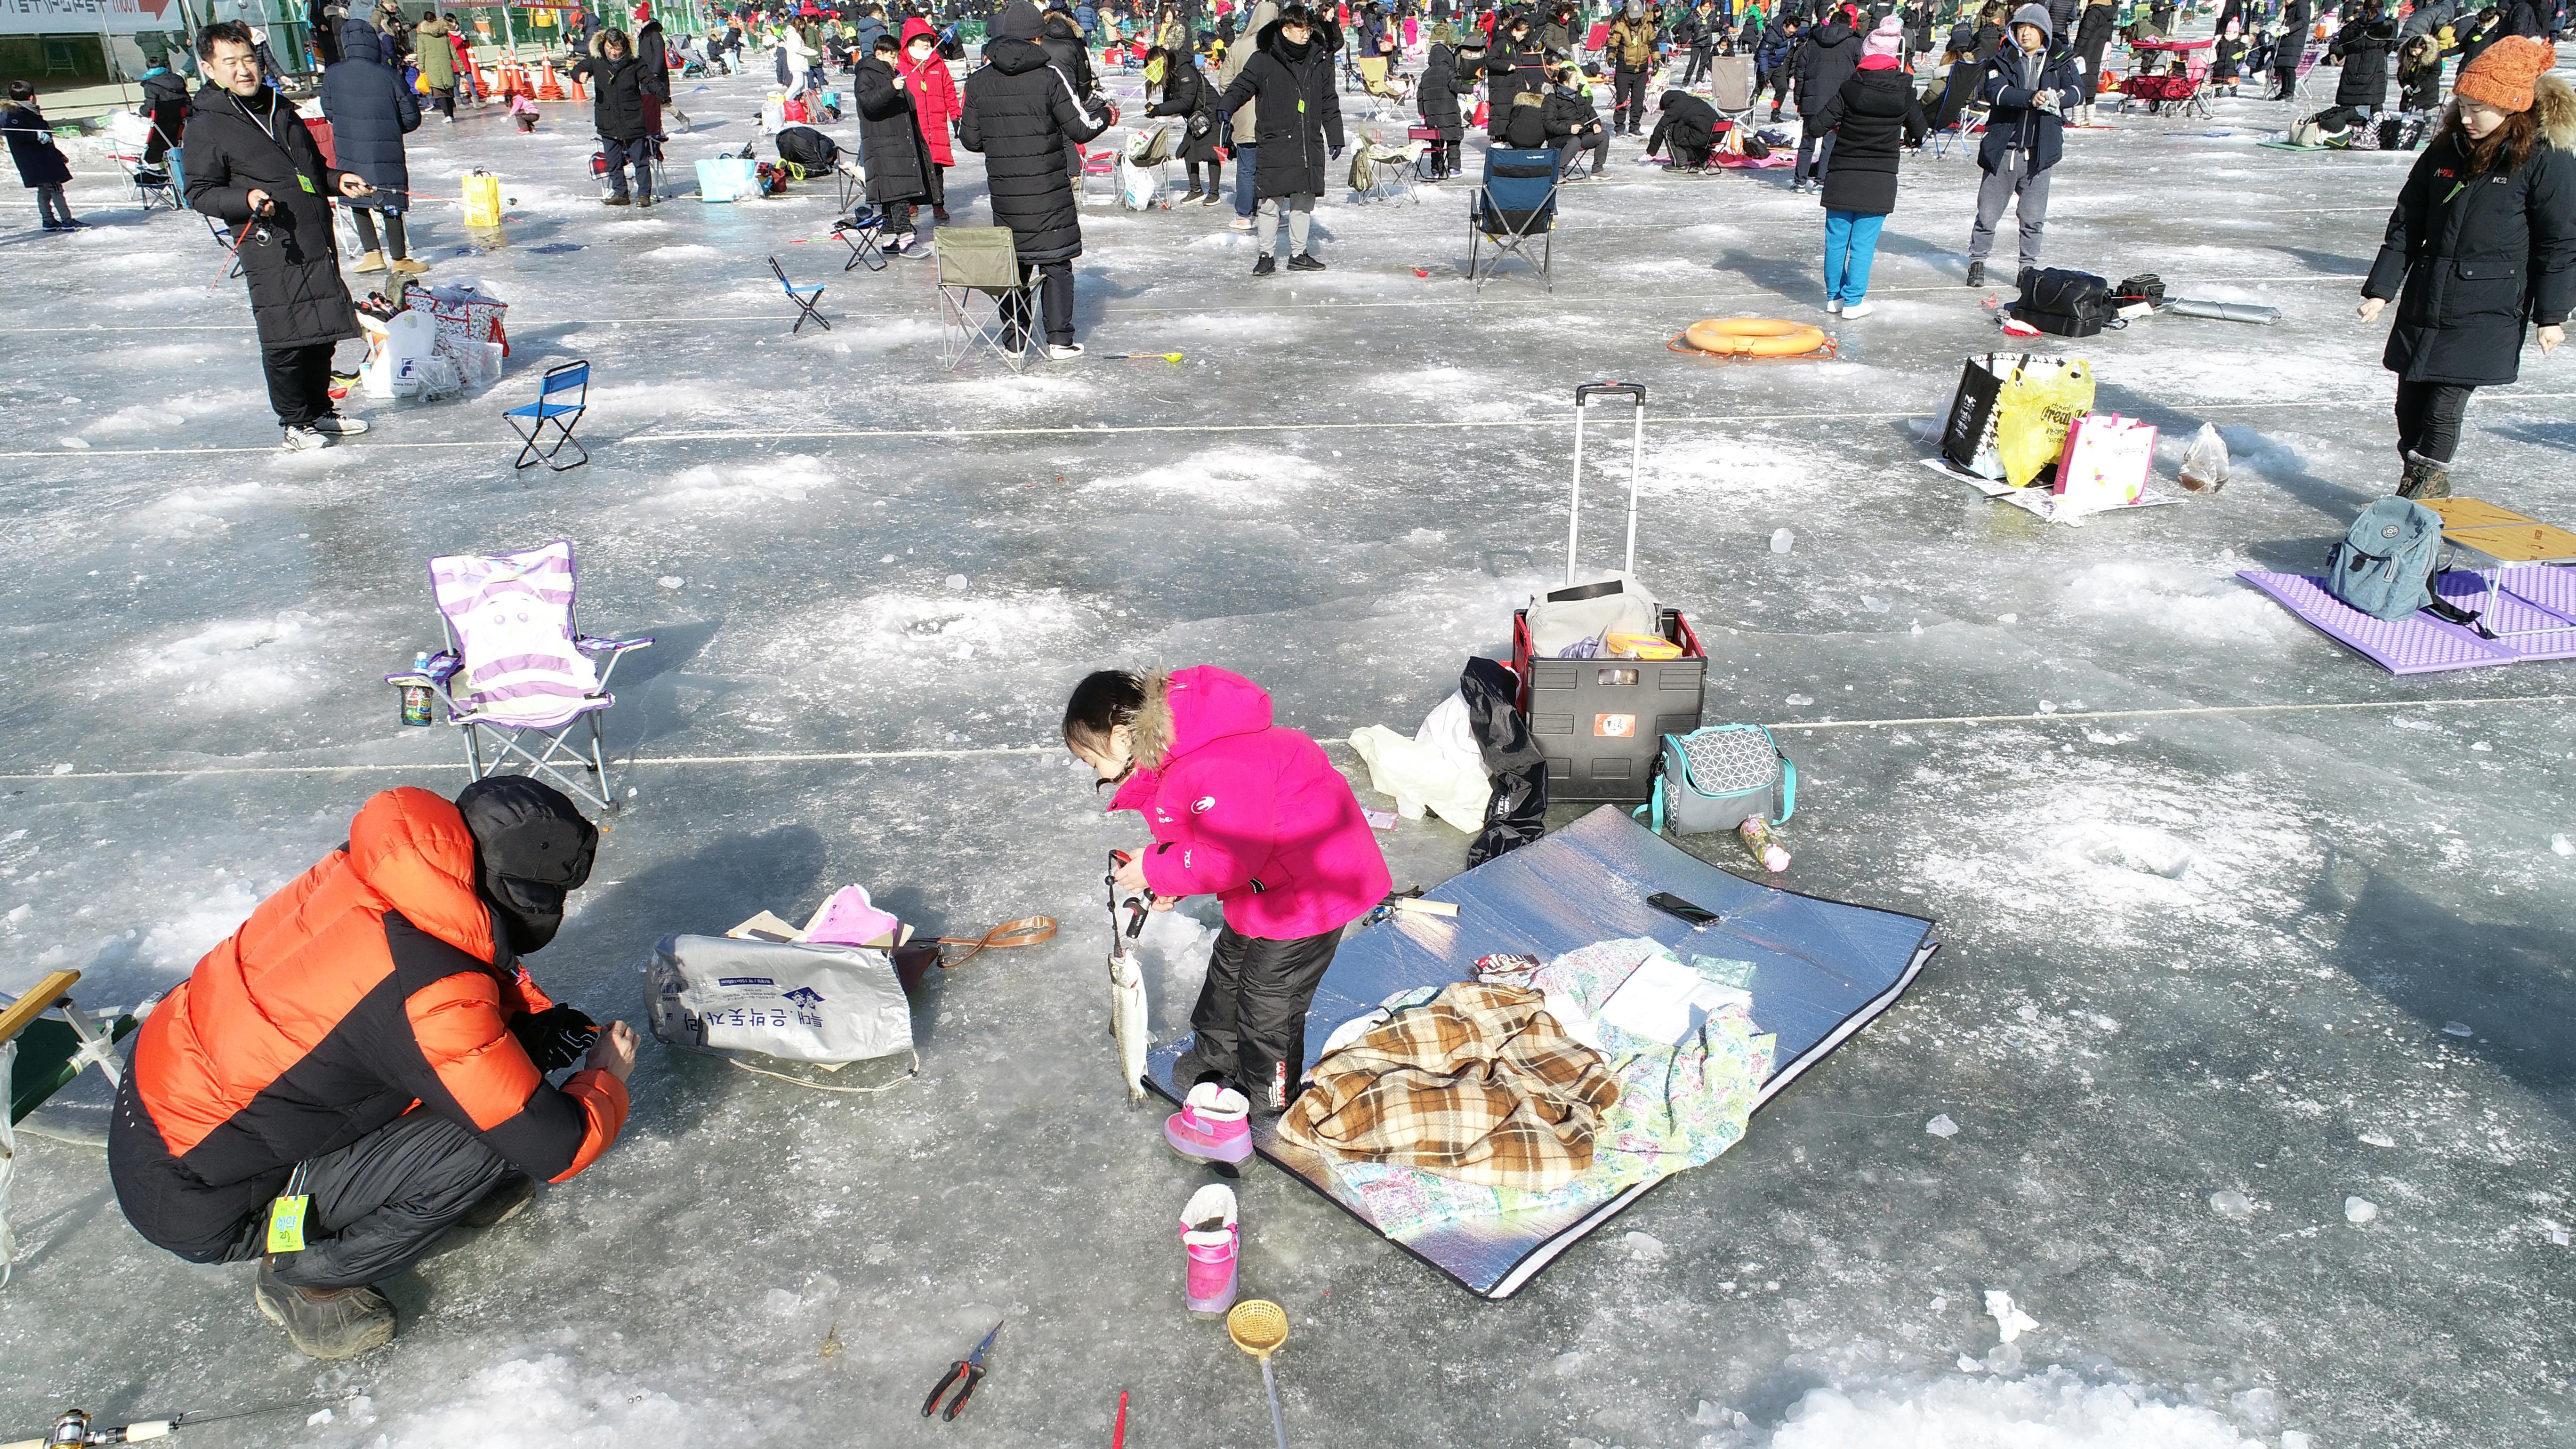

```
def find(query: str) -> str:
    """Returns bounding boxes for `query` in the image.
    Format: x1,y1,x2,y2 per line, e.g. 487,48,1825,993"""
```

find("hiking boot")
255,1260,397,1360
604,194,631,207
1251,253,1277,275
1287,252,1325,272
351,249,388,274
1964,260,1985,288
388,256,429,276
310,412,369,435
637,193,654,209
933,204,951,220
460,1171,536,1229
280,425,330,452
1164,1081,1252,1166
2398,451,2452,500
1180,1183,1240,1318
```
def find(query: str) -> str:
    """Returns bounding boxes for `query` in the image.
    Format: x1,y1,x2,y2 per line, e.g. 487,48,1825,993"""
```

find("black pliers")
921,1320,1004,1422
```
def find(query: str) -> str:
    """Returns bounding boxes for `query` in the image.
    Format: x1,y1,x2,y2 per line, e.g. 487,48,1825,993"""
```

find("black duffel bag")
2012,266,2114,338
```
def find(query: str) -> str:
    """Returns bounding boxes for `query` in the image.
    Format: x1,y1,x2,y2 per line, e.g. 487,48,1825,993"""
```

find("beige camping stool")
2427,498,2576,643
934,227,1037,373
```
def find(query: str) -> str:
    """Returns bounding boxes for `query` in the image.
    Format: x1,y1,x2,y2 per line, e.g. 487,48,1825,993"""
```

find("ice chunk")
2554,833,2574,856
1771,528,1794,554
2359,1131,2396,1148
2209,1190,2255,1220
945,573,969,590
2345,1196,2379,1225
657,576,685,590
1926,1114,1959,1139
2442,1022,2473,1037
1957,1354,1985,1373
1624,1231,1666,1259
1984,1289,2037,1343
2283,1434,2315,1449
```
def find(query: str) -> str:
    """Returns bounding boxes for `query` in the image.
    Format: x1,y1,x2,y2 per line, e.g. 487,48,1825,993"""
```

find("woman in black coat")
1483,13,1549,135
2359,40,2574,498
1147,44,1225,200
1791,16,1858,190
1219,3,1343,273
958,0,1113,355
855,37,936,250
1813,52,1925,316
185,23,372,443
569,29,657,205
1645,87,1721,168
320,19,423,274
2071,0,2114,101
1418,25,1480,178
2328,3,2396,113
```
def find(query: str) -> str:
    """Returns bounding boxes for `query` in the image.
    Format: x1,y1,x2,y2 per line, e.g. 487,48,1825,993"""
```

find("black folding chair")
769,255,831,333
1468,145,1563,292
834,207,888,272
506,360,590,471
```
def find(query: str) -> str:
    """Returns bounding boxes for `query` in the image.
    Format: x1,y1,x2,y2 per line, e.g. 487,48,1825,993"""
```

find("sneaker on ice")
1839,299,1876,319
280,425,329,452
1180,1183,1240,1318
311,413,369,435
1047,342,1085,360
1826,298,1842,314
1287,252,1325,272
1164,1081,1252,1166
1228,215,1254,231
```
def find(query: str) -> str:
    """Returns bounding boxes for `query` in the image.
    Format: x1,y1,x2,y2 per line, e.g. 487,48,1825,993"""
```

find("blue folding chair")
507,360,590,471
1468,145,1563,292
770,254,831,332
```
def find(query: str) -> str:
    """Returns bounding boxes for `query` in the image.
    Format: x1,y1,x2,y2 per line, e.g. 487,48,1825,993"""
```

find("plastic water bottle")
401,652,435,726
1770,529,1794,555
1739,816,1790,873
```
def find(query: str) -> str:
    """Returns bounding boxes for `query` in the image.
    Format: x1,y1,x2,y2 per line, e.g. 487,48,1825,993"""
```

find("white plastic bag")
645,934,914,1067
1525,572,1659,657
2178,421,2231,494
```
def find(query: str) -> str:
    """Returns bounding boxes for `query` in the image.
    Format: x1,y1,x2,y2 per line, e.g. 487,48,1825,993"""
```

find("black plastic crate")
1512,607,1708,804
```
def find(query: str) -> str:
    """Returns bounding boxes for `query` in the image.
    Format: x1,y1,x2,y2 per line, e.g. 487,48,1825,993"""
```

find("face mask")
910,40,932,55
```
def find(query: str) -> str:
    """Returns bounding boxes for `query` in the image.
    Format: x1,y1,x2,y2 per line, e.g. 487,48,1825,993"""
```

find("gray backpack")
2325,496,2486,633
1636,724,1795,837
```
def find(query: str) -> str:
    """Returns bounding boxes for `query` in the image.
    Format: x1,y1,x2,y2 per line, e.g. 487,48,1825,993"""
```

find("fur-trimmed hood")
2539,71,2576,152
1127,666,1276,771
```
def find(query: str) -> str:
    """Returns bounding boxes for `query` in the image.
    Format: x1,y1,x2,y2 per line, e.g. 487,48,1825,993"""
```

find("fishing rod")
4,1396,352,1448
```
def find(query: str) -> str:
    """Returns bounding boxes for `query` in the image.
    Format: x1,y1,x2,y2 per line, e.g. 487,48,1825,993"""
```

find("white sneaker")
312,413,370,435
1840,299,1876,319
1826,298,1842,314
280,425,329,451
1047,342,1085,361
1228,216,1253,231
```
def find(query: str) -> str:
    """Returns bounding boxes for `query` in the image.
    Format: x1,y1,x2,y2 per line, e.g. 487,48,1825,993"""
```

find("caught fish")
1110,937,1148,1103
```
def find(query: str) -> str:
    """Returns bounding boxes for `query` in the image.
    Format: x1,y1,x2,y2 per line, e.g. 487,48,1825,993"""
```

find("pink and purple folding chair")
386,539,654,812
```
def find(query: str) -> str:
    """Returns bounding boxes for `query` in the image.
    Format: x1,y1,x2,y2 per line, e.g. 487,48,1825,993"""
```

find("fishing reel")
20,1408,170,1447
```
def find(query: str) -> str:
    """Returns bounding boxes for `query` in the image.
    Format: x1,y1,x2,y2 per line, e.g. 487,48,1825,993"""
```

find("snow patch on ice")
646,243,724,260
1766,1368,2265,1449
132,478,304,537
2059,563,2295,645
141,881,261,970
121,610,340,713
1084,444,1323,505
90,390,259,438
652,453,838,507
1635,434,1862,502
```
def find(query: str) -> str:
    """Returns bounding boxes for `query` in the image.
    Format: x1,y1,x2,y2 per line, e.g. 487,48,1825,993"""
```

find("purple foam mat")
2238,568,2576,674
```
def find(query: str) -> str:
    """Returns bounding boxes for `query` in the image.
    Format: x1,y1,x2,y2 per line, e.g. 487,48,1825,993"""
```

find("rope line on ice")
10,393,2576,459
8,695,2574,783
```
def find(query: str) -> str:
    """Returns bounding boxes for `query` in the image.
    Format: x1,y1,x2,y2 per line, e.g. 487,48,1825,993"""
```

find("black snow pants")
195,1111,513,1291
1175,923,1345,1114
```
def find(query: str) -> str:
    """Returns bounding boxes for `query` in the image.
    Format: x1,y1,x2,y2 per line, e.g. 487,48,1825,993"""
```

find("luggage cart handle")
1566,384,1650,585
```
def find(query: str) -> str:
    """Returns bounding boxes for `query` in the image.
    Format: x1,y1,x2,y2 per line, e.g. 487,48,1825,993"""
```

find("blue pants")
1823,209,1885,305
1233,144,1258,217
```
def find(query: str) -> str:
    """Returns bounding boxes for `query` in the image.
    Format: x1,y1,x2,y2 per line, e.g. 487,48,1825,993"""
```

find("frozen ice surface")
4,52,2576,1449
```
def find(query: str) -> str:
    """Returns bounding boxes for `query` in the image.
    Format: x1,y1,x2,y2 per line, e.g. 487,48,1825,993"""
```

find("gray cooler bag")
1637,724,1796,836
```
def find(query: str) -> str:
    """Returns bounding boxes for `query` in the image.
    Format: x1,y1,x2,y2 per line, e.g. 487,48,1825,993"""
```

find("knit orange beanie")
2455,35,2555,113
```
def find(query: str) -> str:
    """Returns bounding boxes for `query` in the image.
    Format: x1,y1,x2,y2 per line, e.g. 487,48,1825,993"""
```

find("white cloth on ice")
1413,691,1485,780
1348,724,1489,832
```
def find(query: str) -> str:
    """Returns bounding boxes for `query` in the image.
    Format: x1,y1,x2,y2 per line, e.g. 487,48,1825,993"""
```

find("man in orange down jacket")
108,777,636,1359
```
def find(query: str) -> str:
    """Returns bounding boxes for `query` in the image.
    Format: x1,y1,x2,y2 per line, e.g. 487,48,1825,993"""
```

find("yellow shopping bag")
461,170,504,228
1995,358,2095,489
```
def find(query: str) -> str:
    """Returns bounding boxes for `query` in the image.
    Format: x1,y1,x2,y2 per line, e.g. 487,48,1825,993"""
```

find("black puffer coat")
182,84,361,350
1041,10,1098,95
2073,0,2116,95
142,67,191,162
1814,63,1925,214
1219,17,1345,197
319,20,421,212
1645,87,1721,161
1483,36,1550,130
1,100,71,187
959,35,1111,261
1147,54,1224,164
2365,125,2576,386
854,54,934,202
1420,40,1478,132
2328,13,2395,110
637,18,673,102
1794,18,1859,117
569,39,654,141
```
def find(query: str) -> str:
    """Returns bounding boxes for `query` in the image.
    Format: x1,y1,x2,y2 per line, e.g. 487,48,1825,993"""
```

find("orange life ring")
1682,317,1831,356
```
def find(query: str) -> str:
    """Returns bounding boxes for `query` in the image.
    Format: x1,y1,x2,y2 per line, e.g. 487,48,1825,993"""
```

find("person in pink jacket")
897,17,960,220
1066,666,1392,1151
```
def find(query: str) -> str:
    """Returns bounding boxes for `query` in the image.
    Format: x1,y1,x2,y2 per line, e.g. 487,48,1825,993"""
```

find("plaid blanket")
1279,982,1620,1191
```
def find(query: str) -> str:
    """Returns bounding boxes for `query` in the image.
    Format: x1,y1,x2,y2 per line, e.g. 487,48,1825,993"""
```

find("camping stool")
769,255,831,333
3,969,143,1289
833,158,868,211
1469,145,1563,293
113,153,177,211
391,539,654,813
934,227,1035,373
834,207,888,272
506,359,591,471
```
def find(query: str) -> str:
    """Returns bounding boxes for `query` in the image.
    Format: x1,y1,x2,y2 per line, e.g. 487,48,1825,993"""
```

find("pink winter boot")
1180,1183,1240,1318
1164,1082,1253,1167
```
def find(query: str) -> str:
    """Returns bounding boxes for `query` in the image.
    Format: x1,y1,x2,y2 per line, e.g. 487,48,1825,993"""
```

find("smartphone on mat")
1646,892,1718,926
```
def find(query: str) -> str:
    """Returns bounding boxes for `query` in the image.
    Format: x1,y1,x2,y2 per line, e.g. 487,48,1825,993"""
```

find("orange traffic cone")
535,59,565,100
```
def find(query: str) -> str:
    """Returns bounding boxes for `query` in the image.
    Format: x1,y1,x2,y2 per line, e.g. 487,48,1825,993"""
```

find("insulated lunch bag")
2325,496,2487,629
1637,724,1796,837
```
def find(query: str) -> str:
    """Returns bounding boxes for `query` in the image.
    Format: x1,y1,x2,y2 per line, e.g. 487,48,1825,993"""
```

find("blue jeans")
1823,209,1884,304
1234,144,1258,217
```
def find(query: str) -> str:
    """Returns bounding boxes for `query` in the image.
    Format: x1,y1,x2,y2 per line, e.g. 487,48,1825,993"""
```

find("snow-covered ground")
3,51,2574,1449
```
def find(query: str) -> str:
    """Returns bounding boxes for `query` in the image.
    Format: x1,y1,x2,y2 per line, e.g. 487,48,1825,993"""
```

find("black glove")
512,1004,601,1073
1330,145,1344,159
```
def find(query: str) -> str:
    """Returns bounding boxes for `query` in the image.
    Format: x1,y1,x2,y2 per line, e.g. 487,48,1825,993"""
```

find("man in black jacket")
960,0,1112,357
1220,2,1343,273
1963,3,2080,285
185,21,376,451
571,30,656,206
